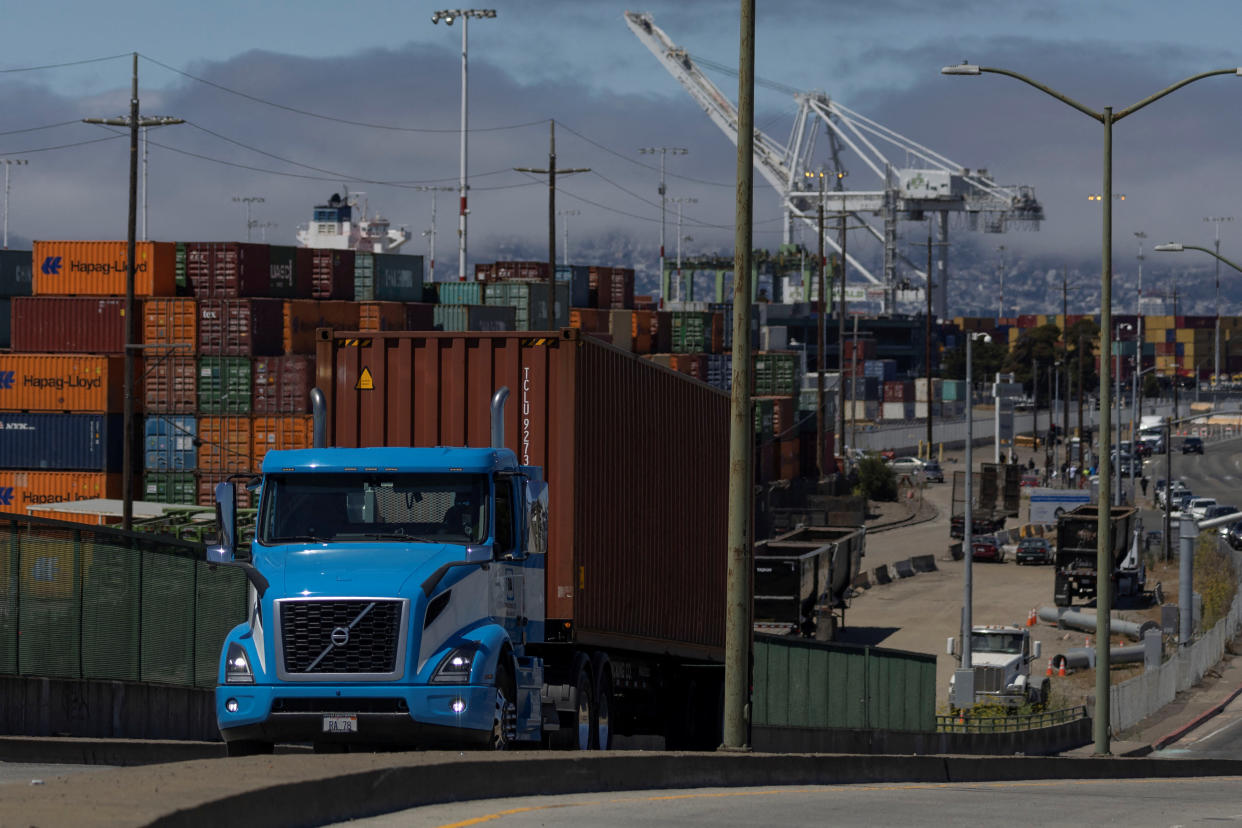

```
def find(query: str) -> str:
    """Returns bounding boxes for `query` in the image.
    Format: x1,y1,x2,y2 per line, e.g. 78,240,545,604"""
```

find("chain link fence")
0,514,247,688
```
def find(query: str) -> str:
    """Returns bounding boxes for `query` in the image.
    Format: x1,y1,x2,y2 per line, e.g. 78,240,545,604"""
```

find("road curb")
1151,683,1242,751
11,751,1237,828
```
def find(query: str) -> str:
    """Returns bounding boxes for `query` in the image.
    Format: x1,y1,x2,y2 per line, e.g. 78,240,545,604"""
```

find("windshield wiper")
338,532,437,543
270,534,332,544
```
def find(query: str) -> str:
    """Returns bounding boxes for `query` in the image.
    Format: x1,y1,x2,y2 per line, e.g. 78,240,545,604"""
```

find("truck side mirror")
524,478,549,558
946,637,956,656
207,481,237,564
1032,640,1042,659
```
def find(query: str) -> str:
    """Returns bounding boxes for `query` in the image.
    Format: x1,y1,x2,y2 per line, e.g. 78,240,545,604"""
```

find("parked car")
1171,492,1196,517
888,456,925,476
1157,481,1190,509
1182,436,1205,455
1204,505,1242,535
1016,536,1053,565
1226,521,1242,551
971,535,1006,563
921,460,945,483
1188,497,1218,521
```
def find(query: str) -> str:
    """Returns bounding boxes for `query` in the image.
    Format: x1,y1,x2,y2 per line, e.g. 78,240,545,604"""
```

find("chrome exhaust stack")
311,388,327,448
491,386,510,449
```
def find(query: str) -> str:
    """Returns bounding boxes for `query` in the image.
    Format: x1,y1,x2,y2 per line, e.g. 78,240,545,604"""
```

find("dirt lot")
847,472,1182,712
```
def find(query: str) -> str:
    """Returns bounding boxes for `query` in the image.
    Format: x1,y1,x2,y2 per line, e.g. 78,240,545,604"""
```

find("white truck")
946,625,1048,711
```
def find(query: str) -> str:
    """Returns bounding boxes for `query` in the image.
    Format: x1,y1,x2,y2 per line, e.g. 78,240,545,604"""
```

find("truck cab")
207,439,550,756
947,625,1047,711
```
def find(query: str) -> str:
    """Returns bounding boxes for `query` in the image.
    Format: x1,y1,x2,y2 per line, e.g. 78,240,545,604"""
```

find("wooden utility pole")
514,120,588,328
722,0,755,752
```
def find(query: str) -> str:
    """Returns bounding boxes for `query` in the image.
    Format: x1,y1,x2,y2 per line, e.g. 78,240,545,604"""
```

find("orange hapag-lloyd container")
143,298,197,348
314,328,730,660
32,241,176,296
0,354,124,412
0,471,119,515
251,415,313,468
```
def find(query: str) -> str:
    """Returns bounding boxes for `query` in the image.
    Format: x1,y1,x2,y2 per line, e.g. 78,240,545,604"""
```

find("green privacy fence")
753,634,937,733
0,514,247,688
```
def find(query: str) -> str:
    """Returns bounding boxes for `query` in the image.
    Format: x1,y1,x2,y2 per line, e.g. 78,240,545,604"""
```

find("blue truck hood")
259,541,474,598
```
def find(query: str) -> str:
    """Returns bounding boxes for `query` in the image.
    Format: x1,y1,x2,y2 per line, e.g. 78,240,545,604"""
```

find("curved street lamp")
942,61,1242,756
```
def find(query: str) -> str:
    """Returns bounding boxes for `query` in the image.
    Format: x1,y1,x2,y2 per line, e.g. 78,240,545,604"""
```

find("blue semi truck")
206,374,728,755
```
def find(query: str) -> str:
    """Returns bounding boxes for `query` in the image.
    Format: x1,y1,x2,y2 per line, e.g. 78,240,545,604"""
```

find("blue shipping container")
554,264,590,309
144,415,197,471
0,412,122,471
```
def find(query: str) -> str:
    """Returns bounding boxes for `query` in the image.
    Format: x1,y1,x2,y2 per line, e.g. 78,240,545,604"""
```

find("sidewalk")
1065,630,1242,757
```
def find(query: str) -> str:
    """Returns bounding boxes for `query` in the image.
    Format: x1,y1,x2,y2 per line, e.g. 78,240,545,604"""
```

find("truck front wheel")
490,665,517,750
593,668,613,750
226,739,273,758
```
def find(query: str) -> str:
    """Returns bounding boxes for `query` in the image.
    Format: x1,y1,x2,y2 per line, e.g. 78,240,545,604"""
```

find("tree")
941,334,1008,381
1064,318,1101,395
855,456,898,502
1005,323,1062,393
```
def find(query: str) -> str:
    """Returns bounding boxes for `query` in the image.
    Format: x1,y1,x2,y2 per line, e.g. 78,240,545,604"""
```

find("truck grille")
974,666,1006,693
277,599,407,680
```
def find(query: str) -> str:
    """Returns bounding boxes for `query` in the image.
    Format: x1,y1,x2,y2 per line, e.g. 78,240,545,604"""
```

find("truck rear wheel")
571,659,594,750
593,667,613,750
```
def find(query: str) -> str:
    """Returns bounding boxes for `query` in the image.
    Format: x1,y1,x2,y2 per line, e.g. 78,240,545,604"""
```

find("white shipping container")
914,401,930,419
881,401,913,421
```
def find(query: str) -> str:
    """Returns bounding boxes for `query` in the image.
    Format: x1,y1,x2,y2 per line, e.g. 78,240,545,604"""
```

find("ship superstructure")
296,191,410,253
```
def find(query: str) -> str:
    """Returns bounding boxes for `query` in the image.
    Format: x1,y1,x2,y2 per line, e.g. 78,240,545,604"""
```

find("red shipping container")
592,266,635,310
11,296,128,354
198,298,285,356
779,437,799,481
631,310,653,354
283,300,362,354
252,355,313,414
359,301,407,331
144,355,196,413
303,249,355,300
404,302,435,331
185,242,271,298
755,441,778,485
474,263,496,281
315,330,729,656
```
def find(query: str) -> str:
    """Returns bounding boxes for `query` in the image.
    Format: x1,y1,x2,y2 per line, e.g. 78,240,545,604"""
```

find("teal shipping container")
483,281,569,330
437,282,485,306
432,304,516,332
354,252,425,302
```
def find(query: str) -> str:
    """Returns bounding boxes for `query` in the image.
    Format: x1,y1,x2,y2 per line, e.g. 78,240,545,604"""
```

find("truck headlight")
225,642,255,684
431,647,476,684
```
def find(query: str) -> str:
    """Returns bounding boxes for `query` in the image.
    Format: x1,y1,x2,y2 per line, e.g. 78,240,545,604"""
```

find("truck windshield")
970,633,1024,655
258,473,490,546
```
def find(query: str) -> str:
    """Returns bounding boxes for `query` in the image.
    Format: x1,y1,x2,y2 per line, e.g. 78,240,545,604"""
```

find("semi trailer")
208,329,731,754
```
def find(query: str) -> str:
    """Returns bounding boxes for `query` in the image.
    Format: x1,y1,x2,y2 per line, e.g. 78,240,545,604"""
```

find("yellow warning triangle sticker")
356,367,374,391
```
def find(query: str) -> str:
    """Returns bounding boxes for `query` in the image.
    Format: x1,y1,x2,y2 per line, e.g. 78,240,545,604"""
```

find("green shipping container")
437,282,485,306
483,281,569,331
753,397,774,437
433,304,516,332
143,471,197,505
671,311,712,353
754,352,797,396
197,356,252,414
174,242,187,291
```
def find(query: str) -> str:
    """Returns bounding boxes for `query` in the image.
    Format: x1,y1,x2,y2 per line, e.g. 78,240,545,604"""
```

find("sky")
2,0,1241,306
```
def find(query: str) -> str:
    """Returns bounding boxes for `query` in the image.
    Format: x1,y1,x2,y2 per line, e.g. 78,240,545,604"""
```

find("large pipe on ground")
1053,643,1147,671
1037,606,1158,642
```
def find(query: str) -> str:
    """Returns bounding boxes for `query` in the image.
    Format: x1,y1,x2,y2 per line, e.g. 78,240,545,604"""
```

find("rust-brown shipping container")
0,354,123,412
358,301,408,332
143,298,196,349
198,298,284,356
32,241,175,296
11,296,128,354
251,414,314,468
283,300,361,355
0,470,120,515
632,310,654,354
198,472,253,509
252,354,313,414
197,415,252,473
315,329,730,659
185,242,272,298
143,355,196,413
303,248,355,300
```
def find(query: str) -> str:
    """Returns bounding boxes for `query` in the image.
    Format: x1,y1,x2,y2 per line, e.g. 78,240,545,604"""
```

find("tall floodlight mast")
624,12,1044,316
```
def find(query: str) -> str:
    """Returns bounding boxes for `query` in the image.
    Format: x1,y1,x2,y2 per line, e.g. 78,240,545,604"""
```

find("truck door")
489,474,524,642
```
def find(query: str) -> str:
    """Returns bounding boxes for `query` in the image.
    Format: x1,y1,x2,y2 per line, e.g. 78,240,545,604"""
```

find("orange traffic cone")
1058,659,1067,678
1027,608,1037,627
1046,659,1054,677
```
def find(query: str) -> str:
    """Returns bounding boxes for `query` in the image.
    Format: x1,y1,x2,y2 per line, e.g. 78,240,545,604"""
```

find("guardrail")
935,705,1088,734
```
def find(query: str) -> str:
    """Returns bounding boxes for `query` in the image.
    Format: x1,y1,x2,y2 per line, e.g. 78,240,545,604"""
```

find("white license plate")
322,715,358,734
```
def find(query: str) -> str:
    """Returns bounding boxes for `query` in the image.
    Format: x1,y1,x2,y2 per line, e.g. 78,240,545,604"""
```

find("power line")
0,134,125,156
140,54,549,134
556,121,733,188
0,54,130,74
0,120,85,137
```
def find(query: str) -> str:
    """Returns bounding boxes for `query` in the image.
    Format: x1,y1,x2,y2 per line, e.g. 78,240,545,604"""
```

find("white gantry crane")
624,11,1043,316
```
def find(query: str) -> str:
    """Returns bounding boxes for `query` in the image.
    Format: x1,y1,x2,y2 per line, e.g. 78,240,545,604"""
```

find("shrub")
1194,535,1237,629
856,456,898,502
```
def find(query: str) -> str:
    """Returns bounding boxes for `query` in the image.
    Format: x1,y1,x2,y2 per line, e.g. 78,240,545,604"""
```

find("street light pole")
1204,217,1233,391
962,331,991,675
557,209,580,267
432,9,497,281
639,147,688,303
82,53,183,532
943,59,1242,756
232,196,265,242
2,159,28,250
669,197,698,300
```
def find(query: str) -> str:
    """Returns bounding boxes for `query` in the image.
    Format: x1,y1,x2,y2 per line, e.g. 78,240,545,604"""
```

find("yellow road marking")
434,776,1240,827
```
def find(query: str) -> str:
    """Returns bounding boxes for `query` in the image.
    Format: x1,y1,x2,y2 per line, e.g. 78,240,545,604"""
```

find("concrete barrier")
949,542,964,561
873,565,893,585
893,559,915,579
10,746,1242,827
851,572,872,590
911,554,938,573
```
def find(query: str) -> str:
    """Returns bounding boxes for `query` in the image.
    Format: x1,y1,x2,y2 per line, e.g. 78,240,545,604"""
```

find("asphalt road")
334,778,1242,827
